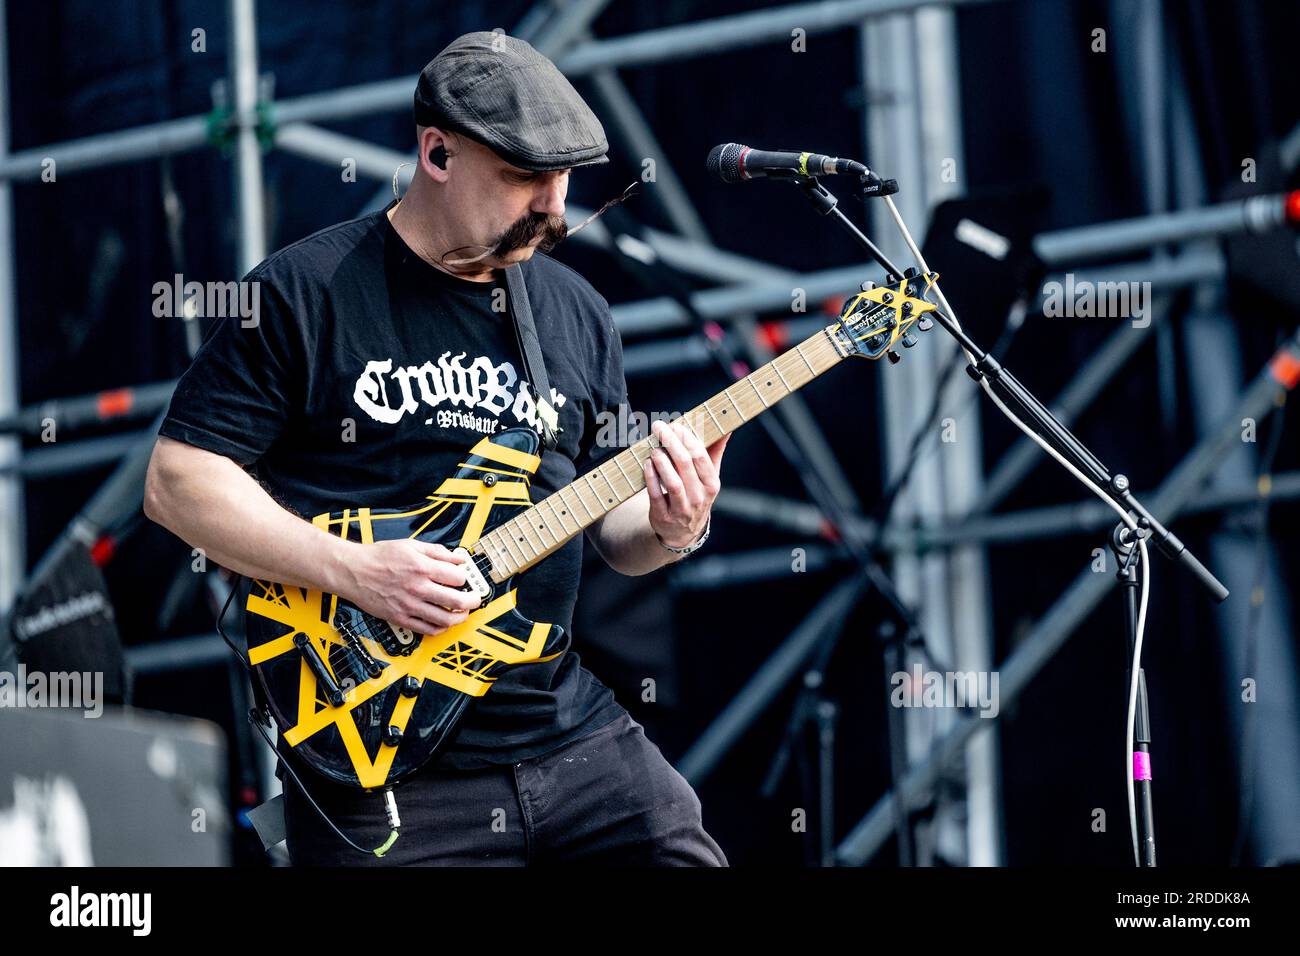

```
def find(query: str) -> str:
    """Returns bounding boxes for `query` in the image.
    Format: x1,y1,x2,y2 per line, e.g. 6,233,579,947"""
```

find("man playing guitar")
144,31,729,866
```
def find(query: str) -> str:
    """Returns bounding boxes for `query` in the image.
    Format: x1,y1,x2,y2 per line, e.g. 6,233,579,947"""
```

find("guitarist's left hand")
644,418,730,551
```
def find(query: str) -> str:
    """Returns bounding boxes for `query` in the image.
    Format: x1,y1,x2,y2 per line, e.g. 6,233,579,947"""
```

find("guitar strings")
483,330,841,568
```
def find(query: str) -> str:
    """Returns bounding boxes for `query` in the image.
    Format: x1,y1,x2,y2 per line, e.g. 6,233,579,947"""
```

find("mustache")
440,184,641,267
492,212,569,255
440,213,568,267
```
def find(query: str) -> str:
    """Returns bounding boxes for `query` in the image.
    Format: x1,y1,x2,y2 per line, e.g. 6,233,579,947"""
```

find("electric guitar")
239,272,939,790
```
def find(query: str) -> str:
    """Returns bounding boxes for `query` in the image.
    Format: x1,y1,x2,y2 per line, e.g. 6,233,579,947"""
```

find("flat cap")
414,31,609,172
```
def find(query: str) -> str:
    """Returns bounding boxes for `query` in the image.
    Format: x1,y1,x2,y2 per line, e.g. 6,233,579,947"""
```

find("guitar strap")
503,263,561,452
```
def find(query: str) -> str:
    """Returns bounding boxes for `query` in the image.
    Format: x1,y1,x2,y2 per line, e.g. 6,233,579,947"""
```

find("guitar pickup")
456,547,492,607
294,632,345,706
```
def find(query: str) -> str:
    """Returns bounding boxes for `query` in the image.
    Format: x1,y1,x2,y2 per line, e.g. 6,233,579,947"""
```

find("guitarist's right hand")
335,539,479,636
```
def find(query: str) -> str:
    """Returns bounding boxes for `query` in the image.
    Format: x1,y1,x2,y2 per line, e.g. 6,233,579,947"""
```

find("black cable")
213,572,250,668
246,707,399,858
218,572,399,857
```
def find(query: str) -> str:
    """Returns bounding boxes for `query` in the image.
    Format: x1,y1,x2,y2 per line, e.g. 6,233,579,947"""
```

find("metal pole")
530,0,613,59
0,0,25,638
1033,194,1293,267
127,633,231,674
861,4,999,866
227,0,276,804
0,432,154,479
1281,120,1300,173
1034,251,1223,308
513,0,562,44
556,0,998,77
229,0,266,277
0,380,178,436
585,63,712,245
612,251,1225,340
0,115,211,183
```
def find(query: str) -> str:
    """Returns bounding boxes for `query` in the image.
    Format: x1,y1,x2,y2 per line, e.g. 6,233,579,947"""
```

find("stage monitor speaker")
0,706,227,865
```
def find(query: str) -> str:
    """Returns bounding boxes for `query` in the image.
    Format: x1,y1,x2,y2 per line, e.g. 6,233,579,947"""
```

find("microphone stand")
786,172,1230,866
598,203,941,865
1111,521,1157,865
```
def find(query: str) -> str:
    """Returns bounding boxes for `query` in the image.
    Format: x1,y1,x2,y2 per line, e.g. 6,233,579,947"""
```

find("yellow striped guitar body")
242,427,566,790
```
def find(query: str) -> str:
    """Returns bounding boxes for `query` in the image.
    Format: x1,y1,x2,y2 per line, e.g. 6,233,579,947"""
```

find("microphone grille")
707,143,745,183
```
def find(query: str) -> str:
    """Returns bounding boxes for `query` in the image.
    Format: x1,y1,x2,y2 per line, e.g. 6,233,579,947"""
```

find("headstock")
832,270,940,363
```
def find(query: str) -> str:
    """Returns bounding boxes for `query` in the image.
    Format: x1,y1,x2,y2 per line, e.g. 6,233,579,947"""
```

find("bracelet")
656,513,711,556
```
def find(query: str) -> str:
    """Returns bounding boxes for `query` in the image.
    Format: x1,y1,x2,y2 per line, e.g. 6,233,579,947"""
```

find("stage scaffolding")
1,0,1297,865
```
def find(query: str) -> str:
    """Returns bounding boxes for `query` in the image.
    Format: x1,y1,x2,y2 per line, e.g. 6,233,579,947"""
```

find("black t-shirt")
158,201,628,770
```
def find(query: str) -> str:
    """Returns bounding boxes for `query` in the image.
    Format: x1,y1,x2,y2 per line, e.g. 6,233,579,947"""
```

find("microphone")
707,143,866,183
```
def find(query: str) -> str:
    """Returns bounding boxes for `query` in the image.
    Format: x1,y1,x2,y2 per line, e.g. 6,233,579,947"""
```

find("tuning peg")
901,332,918,349
886,350,901,365
917,316,933,332
860,280,876,292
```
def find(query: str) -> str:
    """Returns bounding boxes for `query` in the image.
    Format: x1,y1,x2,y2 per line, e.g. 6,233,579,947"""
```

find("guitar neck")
475,320,853,581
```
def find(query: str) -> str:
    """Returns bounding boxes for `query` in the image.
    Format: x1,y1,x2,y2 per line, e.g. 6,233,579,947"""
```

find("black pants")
283,710,728,866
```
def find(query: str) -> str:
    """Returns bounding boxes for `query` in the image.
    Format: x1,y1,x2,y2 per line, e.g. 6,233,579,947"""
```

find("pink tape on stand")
1133,751,1152,781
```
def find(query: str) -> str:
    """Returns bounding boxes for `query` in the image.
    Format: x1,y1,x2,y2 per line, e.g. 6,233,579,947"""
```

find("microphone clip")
854,171,900,199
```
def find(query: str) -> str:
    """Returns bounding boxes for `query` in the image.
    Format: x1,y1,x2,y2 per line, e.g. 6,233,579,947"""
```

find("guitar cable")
215,573,402,858
246,708,401,858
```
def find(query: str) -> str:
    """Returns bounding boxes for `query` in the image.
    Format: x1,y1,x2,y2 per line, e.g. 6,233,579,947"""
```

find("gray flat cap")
414,31,609,172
